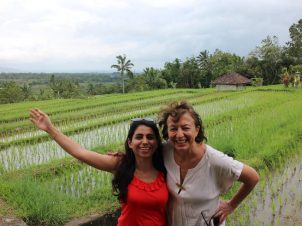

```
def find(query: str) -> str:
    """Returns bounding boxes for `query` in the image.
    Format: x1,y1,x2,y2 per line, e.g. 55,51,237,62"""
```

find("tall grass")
0,178,70,225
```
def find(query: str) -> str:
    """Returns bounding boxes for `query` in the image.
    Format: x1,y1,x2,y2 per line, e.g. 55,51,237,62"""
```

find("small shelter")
212,72,251,91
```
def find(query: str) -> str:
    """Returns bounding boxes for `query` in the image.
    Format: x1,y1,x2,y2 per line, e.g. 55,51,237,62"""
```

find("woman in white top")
158,101,259,226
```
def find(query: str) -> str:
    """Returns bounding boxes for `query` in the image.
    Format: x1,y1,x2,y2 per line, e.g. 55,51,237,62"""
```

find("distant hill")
0,66,20,73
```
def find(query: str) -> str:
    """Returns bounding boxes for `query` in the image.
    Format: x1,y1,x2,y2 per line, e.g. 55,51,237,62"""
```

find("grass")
0,85,302,225
0,178,70,225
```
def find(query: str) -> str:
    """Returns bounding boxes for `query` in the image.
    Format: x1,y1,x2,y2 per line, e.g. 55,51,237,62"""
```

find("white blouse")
163,143,244,226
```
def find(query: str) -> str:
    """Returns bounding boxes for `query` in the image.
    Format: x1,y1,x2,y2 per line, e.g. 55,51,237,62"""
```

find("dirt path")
0,199,27,226
0,217,27,226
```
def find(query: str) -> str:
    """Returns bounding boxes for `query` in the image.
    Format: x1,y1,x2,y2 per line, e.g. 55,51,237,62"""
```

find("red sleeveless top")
117,172,168,226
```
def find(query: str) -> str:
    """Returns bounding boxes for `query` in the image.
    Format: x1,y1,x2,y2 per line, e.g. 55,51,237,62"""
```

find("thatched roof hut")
212,72,251,90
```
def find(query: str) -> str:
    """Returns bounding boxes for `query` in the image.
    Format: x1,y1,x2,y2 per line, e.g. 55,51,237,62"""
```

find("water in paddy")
229,154,302,225
0,122,129,172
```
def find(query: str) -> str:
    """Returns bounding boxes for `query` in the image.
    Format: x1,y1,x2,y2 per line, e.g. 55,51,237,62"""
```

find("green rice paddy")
0,85,301,225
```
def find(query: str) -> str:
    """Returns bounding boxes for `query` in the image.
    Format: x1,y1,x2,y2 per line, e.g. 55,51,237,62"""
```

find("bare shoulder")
238,164,259,184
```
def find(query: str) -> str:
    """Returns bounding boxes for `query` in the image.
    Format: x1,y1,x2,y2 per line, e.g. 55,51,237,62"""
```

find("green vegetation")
0,85,301,225
111,54,134,94
0,178,70,225
1,19,302,103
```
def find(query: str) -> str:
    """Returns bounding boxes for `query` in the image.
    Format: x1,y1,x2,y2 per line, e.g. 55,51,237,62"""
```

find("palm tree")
111,54,134,93
197,50,213,87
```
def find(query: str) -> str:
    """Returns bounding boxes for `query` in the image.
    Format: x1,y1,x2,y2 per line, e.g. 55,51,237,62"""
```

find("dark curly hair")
112,119,165,202
158,101,207,143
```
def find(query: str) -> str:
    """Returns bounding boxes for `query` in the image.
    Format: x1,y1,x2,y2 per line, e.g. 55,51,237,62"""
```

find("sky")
0,0,301,73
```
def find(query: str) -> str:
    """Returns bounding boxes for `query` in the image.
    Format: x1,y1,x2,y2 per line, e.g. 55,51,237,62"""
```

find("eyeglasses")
200,212,220,226
131,118,156,123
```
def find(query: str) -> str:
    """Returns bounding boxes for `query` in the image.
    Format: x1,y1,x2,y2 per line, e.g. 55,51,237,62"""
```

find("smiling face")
167,112,200,152
128,125,158,159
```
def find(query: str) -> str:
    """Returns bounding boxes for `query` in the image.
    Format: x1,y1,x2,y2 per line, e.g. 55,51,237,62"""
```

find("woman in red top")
30,109,168,226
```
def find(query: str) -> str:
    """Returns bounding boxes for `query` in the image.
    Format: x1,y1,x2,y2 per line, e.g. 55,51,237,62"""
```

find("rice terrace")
0,86,302,226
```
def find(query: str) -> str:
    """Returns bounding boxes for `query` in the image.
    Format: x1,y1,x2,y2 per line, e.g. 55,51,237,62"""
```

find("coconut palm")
111,54,134,93
197,50,213,87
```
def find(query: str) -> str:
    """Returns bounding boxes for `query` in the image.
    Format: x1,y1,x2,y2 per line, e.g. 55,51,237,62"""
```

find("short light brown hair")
157,101,207,143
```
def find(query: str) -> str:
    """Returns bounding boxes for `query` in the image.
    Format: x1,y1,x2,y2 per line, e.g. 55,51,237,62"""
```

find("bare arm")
215,164,259,224
30,108,120,173
229,164,259,209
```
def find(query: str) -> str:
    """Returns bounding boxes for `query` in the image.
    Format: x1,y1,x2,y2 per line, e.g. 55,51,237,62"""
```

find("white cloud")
0,0,301,72
141,0,198,8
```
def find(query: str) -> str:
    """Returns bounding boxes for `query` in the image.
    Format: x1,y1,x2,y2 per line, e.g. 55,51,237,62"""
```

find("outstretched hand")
29,108,53,132
214,200,234,225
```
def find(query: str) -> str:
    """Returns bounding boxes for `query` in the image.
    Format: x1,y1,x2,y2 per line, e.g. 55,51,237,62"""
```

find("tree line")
119,19,302,91
1,19,301,103
0,73,120,103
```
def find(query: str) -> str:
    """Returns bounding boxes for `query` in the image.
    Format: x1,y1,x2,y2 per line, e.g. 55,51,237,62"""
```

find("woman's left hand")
213,200,234,225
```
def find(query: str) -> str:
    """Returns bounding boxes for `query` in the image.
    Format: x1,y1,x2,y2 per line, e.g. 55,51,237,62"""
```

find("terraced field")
0,86,301,225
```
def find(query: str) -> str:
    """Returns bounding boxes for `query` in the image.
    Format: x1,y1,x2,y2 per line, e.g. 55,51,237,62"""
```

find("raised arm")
215,164,259,224
30,108,121,173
